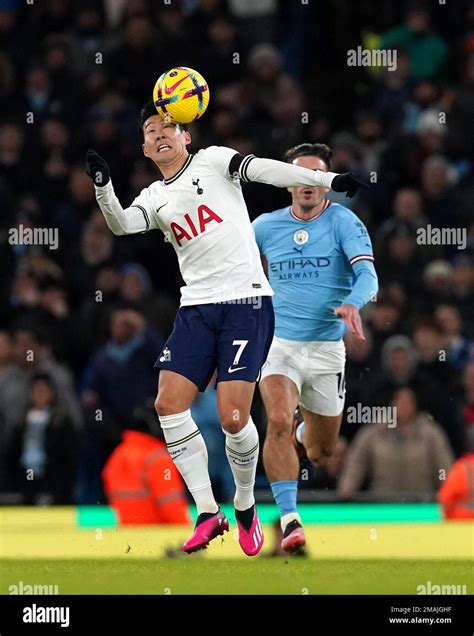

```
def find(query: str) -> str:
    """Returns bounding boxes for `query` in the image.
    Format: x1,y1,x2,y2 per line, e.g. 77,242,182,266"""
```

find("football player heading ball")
85,94,368,556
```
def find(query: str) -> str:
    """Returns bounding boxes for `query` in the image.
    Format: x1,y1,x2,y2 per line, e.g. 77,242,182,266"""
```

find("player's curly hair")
283,143,332,170
139,101,188,134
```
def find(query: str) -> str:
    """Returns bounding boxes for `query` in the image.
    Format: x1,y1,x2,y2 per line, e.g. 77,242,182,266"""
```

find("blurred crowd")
0,0,473,507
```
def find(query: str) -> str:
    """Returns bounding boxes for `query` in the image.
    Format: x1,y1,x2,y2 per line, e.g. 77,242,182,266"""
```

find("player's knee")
220,414,246,434
267,411,293,439
306,444,333,467
154,393,174,417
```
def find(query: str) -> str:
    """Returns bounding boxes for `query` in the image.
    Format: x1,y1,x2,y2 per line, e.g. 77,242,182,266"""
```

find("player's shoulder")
131,179,166,205
327,201,359,221
142,179,166,197
252,207,290,228
198,145,239,162
194,145,242,178
327,201,366,230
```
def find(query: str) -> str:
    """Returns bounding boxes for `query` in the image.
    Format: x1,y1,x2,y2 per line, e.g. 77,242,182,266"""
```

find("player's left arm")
203,146,367,198
335,212,379,340
231,153,368,198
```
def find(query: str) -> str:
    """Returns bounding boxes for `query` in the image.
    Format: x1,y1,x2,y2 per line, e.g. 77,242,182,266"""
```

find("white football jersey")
130,146,274,306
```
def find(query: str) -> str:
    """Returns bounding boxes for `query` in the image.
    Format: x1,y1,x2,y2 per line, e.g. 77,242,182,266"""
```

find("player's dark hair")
139,101,188,136
283,143,332,170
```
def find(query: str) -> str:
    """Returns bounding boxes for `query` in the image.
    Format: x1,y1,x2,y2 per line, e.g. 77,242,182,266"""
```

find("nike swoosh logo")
228,366,247,374
164,76,189,95
157,203,168,214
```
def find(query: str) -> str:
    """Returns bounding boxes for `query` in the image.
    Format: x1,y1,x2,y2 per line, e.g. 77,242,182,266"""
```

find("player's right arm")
85,149,154,235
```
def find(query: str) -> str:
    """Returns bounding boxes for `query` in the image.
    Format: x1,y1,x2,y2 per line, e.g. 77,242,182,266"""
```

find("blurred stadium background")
0,0,473,594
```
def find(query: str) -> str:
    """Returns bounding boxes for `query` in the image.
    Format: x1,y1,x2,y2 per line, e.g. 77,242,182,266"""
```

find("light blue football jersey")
252,202,377,341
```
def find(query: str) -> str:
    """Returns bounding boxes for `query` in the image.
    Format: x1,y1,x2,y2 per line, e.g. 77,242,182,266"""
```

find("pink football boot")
236,506,264,556
281,519,306,553
182,510,229,554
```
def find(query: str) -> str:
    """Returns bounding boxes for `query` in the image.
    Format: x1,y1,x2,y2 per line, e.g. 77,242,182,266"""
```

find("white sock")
281,512,302,532
159,410,218,515
295,421,305,444
224,417,259,511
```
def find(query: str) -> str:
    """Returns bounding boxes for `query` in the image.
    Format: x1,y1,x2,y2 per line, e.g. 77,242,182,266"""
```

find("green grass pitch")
2,558,472,595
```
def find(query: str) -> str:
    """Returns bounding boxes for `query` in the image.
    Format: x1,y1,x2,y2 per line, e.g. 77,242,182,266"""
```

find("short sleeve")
336,210,374,267
202,145,241,179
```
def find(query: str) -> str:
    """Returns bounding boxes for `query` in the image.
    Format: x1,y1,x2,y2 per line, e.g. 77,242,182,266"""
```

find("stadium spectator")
38,117,71,211
338,387,454,500
373,49,412,134
420,155,461,230
53,165,96,243
438,426,474,519
435,304,474,373
74,264,122,365
420,260,454,312
102,399,190,525
375,187,426,253
343,330,378,440
410,320,466,453
457,362,474,429
119,262,177,338
69,5,106,74
451,258,474,338
21,65,55,125
365,299,403,357
197,13,243,89
0,122,34,197
0,330,16,488
6,371,78,504
380,4,449,80
0,326,83,444
108,16,160,103
65,210,116,301
241,43,305,155
354,111,387,176
376,337,417,391
81,305,164,429
375,223,425,294
412,320,452,389
227,0,278,52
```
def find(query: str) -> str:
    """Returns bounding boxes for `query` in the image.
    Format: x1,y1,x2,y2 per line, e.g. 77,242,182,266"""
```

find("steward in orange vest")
102,400,190,525
438,427,474,520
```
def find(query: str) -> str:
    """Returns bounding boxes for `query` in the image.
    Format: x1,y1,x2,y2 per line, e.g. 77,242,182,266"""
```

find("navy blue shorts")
154,296,275,392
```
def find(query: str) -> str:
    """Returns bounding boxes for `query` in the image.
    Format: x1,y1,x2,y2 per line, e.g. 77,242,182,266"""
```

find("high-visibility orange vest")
102,430,190,525
438,453,474,519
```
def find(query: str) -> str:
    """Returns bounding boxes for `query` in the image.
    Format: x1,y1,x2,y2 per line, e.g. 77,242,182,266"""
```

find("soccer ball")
153,67,210,124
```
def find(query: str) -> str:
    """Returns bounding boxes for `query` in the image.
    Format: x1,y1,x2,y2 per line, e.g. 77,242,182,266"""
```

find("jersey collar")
163,154,194,185
289,199,331,222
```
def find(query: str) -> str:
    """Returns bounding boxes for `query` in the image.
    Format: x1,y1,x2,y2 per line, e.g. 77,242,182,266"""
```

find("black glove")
85,149,110,187
331,172,369,198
